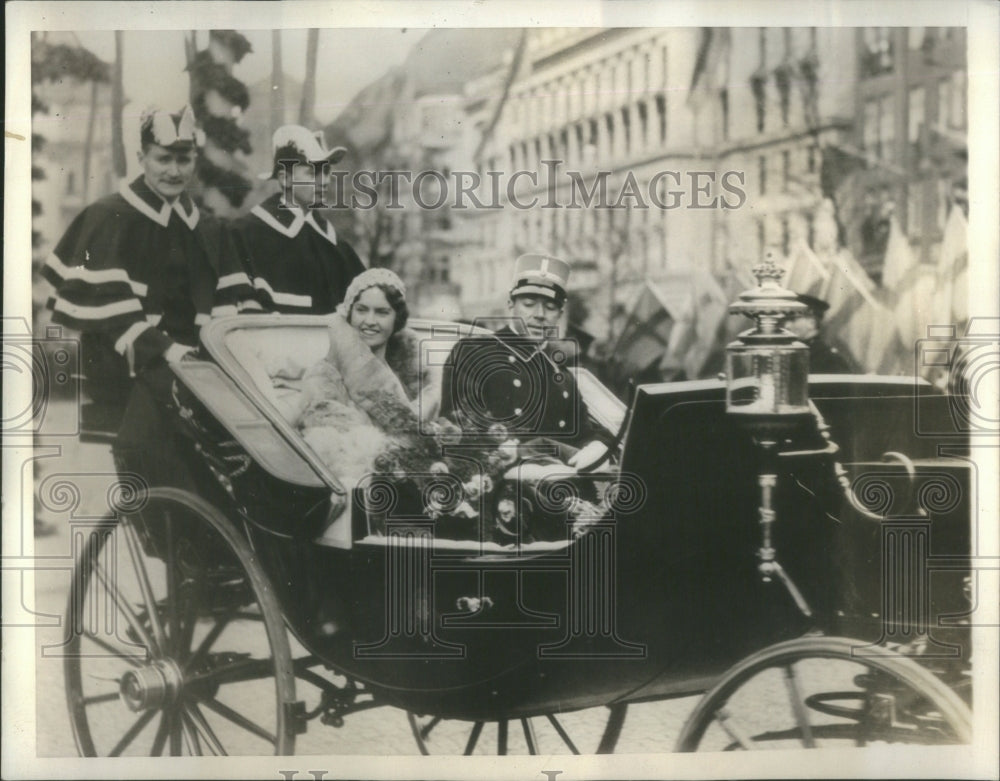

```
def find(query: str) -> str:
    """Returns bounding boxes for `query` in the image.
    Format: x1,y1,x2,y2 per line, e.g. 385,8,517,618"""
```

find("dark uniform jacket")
229,193,366,314
439,324,611,450
42,175,258,408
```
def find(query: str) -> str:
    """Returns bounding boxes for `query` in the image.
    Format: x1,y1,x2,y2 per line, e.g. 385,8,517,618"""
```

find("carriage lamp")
725,256,812,434
725,256,813,617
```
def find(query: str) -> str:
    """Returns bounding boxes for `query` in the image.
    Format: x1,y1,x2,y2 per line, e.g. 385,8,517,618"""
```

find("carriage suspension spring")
298,672,379,727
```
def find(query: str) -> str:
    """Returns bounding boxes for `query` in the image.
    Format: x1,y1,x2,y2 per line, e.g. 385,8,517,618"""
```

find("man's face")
138,144,195,201
280,162,328,209
786,313,819,341
509,294,563,340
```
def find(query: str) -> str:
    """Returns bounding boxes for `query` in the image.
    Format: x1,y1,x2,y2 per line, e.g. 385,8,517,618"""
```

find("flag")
821,248,883,371
934,205,969,328
881,215,916,289
663,269,729,380
613,281,684,377
783,238,831,298
882,215,938,364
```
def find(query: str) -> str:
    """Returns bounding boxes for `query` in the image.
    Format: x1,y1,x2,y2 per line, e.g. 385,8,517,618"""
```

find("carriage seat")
226,326,330,424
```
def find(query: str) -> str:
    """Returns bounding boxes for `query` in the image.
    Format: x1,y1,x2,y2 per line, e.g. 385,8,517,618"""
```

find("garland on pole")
199,114,252,155
195,156,252,205
187,31,253,212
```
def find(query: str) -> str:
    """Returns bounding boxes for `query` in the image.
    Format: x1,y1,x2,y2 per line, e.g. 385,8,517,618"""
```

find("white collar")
119,179,200,230
251,203,337,245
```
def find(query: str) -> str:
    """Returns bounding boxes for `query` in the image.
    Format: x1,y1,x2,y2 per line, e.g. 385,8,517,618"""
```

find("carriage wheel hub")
119,659,184,712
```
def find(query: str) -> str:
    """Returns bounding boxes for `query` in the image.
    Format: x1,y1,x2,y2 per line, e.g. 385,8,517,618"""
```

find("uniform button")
558,420,566,428
508,356,516,363
513,379,522,388
562,390,569,399
514,408,522,415
553,373,563,383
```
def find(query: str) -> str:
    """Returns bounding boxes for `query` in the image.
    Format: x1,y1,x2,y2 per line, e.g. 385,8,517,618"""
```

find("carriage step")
286,700,309,735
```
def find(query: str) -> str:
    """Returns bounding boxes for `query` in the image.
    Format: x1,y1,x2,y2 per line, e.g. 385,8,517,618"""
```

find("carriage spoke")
497,719,508,755
463,721,485,755
521,718,538,754
714,708,757,750
164,512,182,657
150,713,169,756
169,709,183,756
782,663,816,748
596,704,627,753
180,710,202,755
201,696,277,746
418,715,442,740
108,708,157,757
120,520,167,652
177,564,206,661
91,560,157,652
184,613,233,673
545,714,580,754
185,702,227,756
82,691,120,706
80,631,145,666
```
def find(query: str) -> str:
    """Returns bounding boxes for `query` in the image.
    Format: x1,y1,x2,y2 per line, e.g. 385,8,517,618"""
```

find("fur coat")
298,317,432,487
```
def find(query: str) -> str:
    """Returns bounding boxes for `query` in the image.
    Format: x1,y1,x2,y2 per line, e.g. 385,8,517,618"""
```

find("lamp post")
725,256,814,616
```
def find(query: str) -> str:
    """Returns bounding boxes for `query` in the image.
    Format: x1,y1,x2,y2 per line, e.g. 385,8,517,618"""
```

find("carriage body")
158,315,972,722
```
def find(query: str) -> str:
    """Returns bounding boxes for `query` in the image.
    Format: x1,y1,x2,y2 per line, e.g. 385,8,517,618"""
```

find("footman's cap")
263,124,347,179
510,254,570,303
140,105,200,150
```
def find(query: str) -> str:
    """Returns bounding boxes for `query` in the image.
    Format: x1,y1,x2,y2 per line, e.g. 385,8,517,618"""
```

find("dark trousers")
113,362,196,492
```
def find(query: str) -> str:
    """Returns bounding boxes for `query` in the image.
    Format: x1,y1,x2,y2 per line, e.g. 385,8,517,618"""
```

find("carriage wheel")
407,704,627,755
675,636,972,751
64,488,298,756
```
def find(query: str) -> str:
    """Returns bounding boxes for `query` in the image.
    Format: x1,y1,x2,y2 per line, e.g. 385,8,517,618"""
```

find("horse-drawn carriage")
61,271,976,757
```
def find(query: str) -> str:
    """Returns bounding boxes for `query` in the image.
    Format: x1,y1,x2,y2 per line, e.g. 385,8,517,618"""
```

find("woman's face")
349,286,396,351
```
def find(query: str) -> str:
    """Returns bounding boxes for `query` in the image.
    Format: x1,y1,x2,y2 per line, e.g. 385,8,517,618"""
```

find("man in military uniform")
787,293,859,374
43,105,258,485
440,254,612,470
229,125,366,314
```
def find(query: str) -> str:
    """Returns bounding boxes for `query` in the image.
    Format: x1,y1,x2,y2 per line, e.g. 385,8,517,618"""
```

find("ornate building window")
637,100,649,150
908,85,925,162
750,70,768,133
861,27,894,78
655,93,667,144
719,88,729,141
862,95,895,161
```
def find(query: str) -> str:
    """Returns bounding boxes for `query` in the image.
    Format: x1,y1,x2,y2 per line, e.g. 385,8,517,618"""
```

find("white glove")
567,440,609,472
164,343,196,364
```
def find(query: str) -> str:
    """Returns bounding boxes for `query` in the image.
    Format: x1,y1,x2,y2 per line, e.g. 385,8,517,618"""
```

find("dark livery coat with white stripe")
228,193,366,315
42,175,259,405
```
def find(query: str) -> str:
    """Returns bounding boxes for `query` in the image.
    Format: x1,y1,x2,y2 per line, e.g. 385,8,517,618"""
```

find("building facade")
458,27,712,334
325,26,966,370
852,27,967,274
